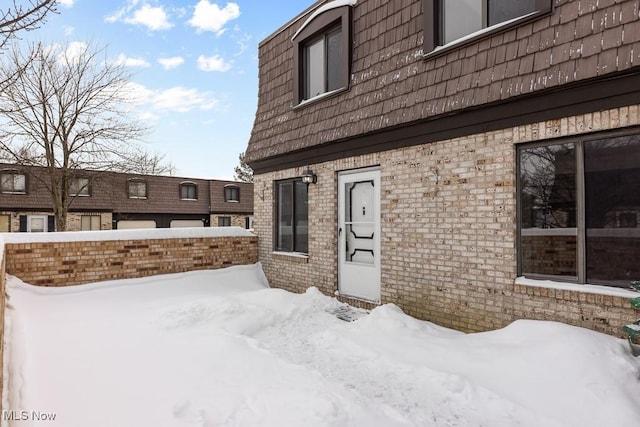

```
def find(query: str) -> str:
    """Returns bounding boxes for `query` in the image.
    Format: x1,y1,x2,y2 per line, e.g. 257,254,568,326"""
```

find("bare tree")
0,1,57,90
0,41,170,231
0,0,56,49
233,151,253,183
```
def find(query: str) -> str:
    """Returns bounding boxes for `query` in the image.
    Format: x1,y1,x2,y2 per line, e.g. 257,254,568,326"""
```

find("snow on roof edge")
291,0,357,41
0,227,255,244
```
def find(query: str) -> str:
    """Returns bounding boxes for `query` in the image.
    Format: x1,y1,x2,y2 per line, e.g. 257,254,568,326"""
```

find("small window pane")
294,181,308,253
277,182,293,250
585,136,640,285
443,0,483,44
326,27,342,92
304,37,325,100
488,0,537,26
218,217,231,227
520,143,577,277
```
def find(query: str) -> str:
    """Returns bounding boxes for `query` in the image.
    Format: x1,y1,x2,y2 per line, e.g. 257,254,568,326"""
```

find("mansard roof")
246,0,640,172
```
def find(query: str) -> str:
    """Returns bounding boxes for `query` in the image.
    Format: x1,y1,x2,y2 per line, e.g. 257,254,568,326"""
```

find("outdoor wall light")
301,167,317,184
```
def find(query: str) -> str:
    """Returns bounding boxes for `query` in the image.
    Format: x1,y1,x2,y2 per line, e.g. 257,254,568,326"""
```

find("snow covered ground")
3,263,640,427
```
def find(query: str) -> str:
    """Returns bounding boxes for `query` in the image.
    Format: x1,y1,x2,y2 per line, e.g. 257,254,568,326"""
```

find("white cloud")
114,53,151,68
152,87,218,112
59,41,88,62
188,1,240,34
126,83,219,113
158,56,185,70
106,2,173,31
125,4,173,30
197,54,232,72
58,0,75,7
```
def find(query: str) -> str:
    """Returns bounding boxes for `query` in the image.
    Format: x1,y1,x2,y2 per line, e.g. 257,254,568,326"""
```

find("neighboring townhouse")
245,0,640,336
0,164,253,232
209,180,254,229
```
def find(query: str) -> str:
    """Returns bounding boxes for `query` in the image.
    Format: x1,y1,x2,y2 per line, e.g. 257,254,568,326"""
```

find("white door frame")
337,168,381,303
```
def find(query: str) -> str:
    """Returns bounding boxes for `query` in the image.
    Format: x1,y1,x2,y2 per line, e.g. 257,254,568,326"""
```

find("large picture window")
275,180,308,253
292,4,352,104
424,0,552,53
518,132,640,287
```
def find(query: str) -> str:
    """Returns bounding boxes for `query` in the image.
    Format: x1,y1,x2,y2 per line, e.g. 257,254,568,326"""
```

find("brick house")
245,0,640,336
0,164,253,232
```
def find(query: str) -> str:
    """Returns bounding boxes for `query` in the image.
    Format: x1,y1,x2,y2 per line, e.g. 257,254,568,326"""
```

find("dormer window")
224,185,240,202
128,180,147,199
1,172,26,194
180,182,197,200
69,177,90,196
293,3,353,105
424,0,553,54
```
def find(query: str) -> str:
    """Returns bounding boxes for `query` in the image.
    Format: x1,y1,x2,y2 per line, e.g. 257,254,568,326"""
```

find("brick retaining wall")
4,235,258,287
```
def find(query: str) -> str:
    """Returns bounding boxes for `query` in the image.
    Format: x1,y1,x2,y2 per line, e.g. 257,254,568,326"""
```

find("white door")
338,169,381,303
28,215,48,232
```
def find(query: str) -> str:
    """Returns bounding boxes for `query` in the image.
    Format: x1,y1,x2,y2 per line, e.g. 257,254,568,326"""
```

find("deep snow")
3,263,640,426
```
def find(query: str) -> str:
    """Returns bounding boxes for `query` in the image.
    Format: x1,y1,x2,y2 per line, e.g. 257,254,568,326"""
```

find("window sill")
1,191,26,195
514,277,638,299
293,86,348,110
128,196,147,200
180,198,198,201
423,11,544,61
225,200,239,203
272,251,309,263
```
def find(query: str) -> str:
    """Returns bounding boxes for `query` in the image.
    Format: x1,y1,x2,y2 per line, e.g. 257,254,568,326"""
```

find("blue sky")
26,0,307,179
